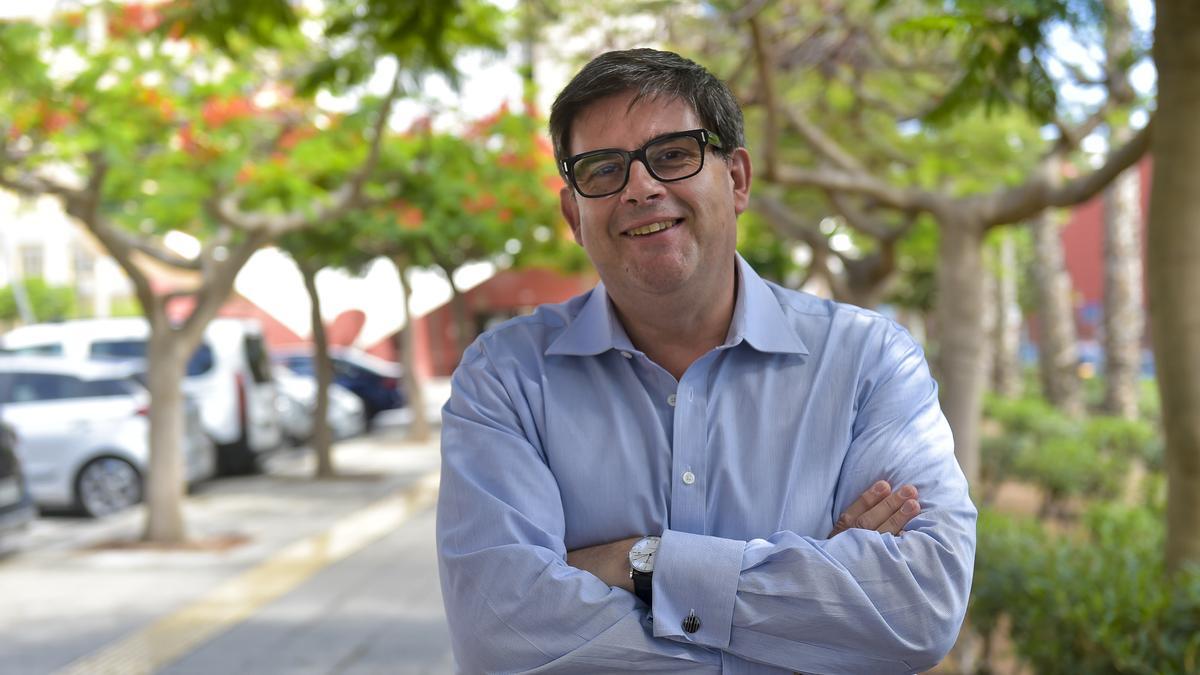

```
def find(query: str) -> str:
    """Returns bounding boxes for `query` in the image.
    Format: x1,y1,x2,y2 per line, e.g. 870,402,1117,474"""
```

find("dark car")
273,347,407,425
0,419,36,553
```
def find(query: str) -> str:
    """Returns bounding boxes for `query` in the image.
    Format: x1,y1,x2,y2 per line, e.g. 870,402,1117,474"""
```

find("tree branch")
975,119,1152,227
748,14,780,178
773,161,935,213
825,190,915,242
781,107,867,175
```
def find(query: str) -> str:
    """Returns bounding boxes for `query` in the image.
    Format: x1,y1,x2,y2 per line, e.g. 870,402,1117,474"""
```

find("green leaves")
972,505,1200,674
895,0,1107,124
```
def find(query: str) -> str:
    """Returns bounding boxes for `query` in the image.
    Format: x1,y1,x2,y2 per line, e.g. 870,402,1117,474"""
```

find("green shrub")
983,393,1076,439
1084,416,1162,470
970,507,1200,674
1012,436,1129,515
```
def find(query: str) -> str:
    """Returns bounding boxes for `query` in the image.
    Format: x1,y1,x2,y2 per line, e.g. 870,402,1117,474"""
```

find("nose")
620,158,665,205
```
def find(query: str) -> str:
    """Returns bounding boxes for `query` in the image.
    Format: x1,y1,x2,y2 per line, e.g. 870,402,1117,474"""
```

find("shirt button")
682,611,701,633
620,351,632,359
667,393,677,406
682,471,695,485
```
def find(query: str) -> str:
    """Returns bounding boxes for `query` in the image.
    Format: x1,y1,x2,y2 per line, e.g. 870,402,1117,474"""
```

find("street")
0,419,453,675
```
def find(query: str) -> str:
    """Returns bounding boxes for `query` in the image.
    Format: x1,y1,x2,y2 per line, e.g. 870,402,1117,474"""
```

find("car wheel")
76,457,142,518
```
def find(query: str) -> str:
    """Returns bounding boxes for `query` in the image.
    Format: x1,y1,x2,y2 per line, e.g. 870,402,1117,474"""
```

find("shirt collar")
545,254,809,358
726,254,809,356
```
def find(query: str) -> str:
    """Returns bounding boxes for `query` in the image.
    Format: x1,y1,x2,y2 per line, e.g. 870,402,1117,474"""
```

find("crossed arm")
568,480,923,593
438,337,976,673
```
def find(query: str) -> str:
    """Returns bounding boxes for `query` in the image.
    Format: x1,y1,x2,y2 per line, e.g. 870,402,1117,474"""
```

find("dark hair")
548,48,745,177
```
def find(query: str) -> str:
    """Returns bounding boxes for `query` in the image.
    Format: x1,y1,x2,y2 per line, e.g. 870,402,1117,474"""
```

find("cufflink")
682,609,701,634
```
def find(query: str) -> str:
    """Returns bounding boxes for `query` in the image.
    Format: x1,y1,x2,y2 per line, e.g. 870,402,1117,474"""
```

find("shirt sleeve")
650,328,977,674
436,342,723,673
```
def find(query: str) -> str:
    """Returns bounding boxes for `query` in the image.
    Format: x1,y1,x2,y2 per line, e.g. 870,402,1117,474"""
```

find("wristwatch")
629,536,660,606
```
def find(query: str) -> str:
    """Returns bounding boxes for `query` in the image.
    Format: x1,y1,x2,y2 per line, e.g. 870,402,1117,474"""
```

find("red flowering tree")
0,0,501,542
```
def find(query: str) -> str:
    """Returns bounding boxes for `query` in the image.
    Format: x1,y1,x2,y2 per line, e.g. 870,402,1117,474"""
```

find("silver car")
0,356,216,517
273,365,366,445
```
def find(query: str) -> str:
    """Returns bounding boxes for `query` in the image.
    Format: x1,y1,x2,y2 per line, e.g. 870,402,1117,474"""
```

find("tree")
987,231,1023,398
1101,145,1144,418
275,226,357,479
698,0,1151,486
0,0,499,542
1148,0,1200,573
1030,205,1084,416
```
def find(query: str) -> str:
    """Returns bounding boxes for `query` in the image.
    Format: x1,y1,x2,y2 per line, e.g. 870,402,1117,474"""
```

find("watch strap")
632,569,653,606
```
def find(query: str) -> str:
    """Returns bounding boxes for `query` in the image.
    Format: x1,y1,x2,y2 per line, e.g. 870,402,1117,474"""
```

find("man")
437,48,976,673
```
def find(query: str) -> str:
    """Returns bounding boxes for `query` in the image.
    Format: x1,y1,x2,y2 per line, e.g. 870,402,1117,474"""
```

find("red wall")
1058,157,1152,341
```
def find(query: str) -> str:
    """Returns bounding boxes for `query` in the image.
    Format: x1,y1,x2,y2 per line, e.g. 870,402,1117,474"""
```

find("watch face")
629,536,660,574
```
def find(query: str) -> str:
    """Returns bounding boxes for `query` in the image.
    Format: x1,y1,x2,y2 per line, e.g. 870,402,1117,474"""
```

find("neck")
608,259,738,380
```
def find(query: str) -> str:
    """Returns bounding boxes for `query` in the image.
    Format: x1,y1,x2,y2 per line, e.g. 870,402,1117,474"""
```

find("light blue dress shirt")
437,255,976,674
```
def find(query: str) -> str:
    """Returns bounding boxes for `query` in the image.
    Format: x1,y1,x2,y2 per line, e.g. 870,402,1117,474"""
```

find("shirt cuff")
652,528,746,650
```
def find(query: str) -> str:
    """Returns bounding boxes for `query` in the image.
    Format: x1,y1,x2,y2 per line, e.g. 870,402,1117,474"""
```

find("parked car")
273,346,406,425
0,420,36,552
0,356,216,517
273,365,366,445
0,317,282,474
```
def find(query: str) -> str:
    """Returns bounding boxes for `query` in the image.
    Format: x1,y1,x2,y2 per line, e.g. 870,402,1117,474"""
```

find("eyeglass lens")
573,135,705,197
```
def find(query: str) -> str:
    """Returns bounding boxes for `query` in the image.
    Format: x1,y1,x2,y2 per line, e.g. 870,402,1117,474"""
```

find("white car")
0,317,282,474
273,365,367,445
0,356,216,517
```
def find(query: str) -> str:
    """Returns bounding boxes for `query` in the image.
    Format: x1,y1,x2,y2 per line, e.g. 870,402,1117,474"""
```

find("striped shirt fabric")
437,254,976,674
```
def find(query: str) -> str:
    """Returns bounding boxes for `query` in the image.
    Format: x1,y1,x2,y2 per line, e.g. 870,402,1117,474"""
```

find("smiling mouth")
624,218,683,237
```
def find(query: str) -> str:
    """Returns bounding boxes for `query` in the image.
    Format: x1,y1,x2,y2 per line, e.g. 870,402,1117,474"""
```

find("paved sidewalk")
0,425,450,675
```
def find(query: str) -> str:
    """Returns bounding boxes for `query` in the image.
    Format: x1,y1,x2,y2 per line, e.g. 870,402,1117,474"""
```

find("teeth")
626,220,675,236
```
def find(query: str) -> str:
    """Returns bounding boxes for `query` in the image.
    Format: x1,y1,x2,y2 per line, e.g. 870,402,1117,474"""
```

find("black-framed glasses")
561,128,723,198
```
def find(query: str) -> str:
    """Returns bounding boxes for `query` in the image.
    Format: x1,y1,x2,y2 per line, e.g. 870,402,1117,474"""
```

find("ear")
727,147,752,215
560,186,583,245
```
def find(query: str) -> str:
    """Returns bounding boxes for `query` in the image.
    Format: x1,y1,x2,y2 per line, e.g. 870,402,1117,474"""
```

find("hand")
828,480,920,538
567,536,642,592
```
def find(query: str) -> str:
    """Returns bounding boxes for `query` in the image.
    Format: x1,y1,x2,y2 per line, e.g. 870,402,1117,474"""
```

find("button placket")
669,360,710,534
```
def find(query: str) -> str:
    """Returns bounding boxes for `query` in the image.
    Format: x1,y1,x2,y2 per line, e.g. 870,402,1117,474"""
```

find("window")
243,335,272,384
72,243,95,278
2,344,64,356
90,340,214,377
18,244,43,279
1,372,79,402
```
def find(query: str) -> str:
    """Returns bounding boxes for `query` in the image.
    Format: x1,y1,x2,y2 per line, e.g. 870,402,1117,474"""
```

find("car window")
281,356,314,375
89,340,146,360
244,335,272,384
187,344,214,376
91,339,214,377
1,372,79,402
77,378,136,398
2,343,64,356
331,359,359,379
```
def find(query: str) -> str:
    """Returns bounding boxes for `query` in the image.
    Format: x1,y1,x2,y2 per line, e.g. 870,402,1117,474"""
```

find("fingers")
857,484,919,535
829,480,892,536
830,483,921,537
878,495,921,536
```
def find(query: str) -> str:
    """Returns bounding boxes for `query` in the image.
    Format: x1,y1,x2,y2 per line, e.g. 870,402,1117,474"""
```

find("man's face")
559,92,751,302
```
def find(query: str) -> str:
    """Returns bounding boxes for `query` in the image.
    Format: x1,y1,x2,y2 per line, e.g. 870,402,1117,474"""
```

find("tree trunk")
1102,154,1144,419
395,255,431,443
300,260,335,478
933,213,987,487
1151,0,1200,574
992,232,1023,397
439,263,473,360
1030,210,1084,416
142,322,189,543
980,253,997,393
